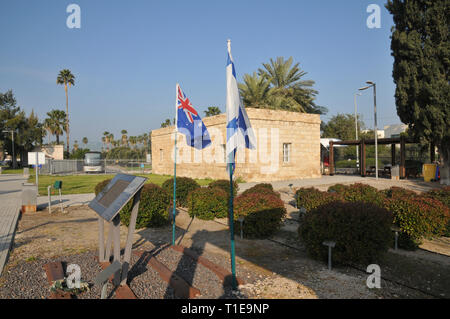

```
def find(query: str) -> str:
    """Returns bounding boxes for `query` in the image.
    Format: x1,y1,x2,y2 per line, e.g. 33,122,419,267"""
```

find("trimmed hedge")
208,179,238,198
384,196,450,248
120,183,171,229
298,201,393,265
338,183,386,207
296,187,343,211
234,192,286,239
161,177,200,207
327,184,349,194
187,187,228,220
94,179,112,195
241,183,280,197
424,186,450,208
383,186,417,199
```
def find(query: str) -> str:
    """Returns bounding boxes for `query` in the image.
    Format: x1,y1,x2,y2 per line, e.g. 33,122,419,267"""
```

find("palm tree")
204,106,222,117
129,136,137,149
103,131,110,151
121,130,128,146
56,69,75,154
101,136,106,150
255,57,324,113
239,72,272,108
44,109,67,144
73,140,79,151
108,133,114,150
160,119,171,128
82,137,88,147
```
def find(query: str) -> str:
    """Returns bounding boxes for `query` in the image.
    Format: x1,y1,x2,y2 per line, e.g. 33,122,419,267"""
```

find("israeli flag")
226,40,256,174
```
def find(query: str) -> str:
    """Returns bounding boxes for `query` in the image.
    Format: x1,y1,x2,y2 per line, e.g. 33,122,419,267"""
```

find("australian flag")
176,84,211,150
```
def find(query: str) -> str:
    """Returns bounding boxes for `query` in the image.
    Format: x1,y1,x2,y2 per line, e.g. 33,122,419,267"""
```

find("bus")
83,151,104,173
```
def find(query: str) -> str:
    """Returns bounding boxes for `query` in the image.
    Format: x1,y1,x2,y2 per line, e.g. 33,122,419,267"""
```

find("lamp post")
2,129,16,169
359,81,378,180
354,93,362,169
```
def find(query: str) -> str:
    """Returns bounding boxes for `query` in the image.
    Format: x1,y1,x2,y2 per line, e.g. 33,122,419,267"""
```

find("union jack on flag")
175,83,211,150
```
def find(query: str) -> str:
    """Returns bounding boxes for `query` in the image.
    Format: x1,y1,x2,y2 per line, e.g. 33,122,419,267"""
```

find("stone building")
151,108,321,182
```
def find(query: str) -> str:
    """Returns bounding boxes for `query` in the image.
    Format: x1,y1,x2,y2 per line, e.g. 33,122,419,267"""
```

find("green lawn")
0,167,28,175
27,173,213,196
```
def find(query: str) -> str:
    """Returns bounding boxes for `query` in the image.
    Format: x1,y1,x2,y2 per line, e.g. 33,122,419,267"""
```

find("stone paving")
0,174,26,276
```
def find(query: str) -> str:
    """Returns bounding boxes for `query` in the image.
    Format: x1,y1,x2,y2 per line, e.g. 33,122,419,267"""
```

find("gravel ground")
0,251,104,299
0,245,262,299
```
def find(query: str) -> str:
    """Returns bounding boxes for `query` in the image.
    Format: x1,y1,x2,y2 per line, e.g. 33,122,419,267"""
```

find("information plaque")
88,174,148,296
89,174,147,222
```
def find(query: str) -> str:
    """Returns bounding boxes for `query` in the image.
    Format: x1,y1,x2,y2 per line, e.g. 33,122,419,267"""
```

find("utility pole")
359,81,378,180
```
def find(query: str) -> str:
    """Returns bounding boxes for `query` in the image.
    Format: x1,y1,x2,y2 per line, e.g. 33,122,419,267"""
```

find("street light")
359,81,378,180
2,129,16,169
354,93,362,169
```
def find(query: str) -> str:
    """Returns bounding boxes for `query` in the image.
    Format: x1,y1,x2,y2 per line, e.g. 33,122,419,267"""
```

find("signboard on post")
88,174,147,297
28,152,46,166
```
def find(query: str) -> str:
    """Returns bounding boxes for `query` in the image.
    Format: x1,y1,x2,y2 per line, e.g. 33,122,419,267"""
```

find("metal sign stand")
89,174,147,298
97,188,142,286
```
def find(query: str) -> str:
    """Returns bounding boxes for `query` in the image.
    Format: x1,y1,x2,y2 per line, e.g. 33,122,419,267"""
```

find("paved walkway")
0,174,26,276
37,193,95,210
238,175,367,192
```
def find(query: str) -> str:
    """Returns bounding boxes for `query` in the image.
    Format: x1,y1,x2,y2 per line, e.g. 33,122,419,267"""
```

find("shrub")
339,183,386,207
296,187,343,211
327,184,349,194
424,187,450,208
383,186,417,199
384,196,450,249
298,201,393,265
234,192,286,238
241,183,279,197
120,183,171,228
94,179,112,195
161,177,200,207
208,179,238,198
424,187,450,236
187,187,228,220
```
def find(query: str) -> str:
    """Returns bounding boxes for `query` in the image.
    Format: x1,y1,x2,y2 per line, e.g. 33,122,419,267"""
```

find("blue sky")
0,0,399,150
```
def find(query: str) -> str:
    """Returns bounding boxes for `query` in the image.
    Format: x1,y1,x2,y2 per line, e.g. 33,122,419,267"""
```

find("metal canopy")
89,174,147,222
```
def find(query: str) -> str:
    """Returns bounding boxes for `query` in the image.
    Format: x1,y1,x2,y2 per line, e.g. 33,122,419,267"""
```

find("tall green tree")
238,57,327,114
121,129,128,145
56,69,75,155
321,114,366,141
82,137,88,146
204,106,222,117
1,91,44,166
44,109,66,144
386,0,450,184
239,72,272,108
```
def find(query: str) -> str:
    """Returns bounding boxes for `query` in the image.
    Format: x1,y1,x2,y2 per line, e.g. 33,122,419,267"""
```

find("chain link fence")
39,159,151,175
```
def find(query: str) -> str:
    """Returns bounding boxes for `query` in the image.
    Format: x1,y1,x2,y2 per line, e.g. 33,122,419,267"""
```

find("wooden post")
329,141,334,176
400,136,406,179
361,139,366,177
391,144,396,166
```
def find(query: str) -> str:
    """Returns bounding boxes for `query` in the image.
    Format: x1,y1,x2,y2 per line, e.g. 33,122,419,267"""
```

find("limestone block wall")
151,108,321,182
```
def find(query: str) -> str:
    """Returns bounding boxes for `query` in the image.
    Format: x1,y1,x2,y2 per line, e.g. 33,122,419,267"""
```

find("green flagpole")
228,163,237,290
172,84,179,247
172,131,177,246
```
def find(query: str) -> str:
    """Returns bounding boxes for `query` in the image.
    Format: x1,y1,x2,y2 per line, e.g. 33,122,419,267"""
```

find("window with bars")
283,143,291,163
